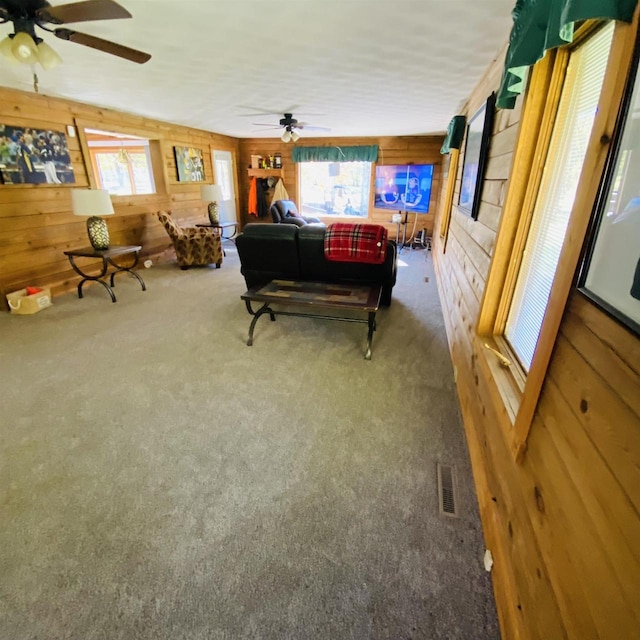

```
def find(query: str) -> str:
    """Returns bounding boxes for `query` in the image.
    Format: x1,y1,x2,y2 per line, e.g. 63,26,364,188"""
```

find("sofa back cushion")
298,224,397,284
236,223,301,289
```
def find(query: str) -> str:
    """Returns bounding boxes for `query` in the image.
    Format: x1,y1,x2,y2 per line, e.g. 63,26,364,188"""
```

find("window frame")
75,118,167,198
89,145,155,196
475,18,639,461
297,160,373,218
438,148,460,252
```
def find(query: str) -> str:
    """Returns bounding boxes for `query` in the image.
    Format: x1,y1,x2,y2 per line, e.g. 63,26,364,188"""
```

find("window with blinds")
504,22,614,371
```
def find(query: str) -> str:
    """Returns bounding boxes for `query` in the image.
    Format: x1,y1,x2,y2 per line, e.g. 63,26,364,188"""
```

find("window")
475,19,632,457
85,129,156,196
504,23,614,371
299,161,371,217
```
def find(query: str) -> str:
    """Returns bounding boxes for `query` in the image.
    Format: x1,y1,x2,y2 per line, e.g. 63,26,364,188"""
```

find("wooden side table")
64,245,146,303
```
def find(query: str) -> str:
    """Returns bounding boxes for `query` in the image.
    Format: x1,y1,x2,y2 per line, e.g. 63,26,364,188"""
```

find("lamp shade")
71,189,114,217
0,36,18,63
11,32,38,64
37,41,62,69
281,129,292,143
290,131,300,142
201,184,223,202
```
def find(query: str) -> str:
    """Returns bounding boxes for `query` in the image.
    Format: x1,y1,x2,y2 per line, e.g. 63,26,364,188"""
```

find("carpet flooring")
0,243,499,640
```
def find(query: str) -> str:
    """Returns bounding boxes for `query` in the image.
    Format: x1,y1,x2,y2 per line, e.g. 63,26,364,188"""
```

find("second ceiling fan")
252,113,331,142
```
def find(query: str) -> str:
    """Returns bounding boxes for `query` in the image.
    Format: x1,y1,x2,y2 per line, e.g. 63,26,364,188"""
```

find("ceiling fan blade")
252,123,281,128
54,28,151,63
238,109,282,117
38,0,131,24
298,125,331,132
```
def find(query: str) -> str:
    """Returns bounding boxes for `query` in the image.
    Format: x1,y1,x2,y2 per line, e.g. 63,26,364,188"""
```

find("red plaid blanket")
324,223,388,264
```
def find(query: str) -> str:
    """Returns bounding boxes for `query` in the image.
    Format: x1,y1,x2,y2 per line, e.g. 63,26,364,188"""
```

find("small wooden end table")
241,280,382,359
64,245,146,303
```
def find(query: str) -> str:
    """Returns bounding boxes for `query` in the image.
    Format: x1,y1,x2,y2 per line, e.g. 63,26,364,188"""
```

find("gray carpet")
0,243,499,640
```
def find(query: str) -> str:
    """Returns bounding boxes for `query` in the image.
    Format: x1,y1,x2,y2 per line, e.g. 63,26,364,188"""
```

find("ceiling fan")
0,0,151,71
252,113,331,142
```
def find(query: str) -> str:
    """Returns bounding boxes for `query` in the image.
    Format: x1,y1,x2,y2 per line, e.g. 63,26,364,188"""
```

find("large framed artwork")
174,146,205,182
578,46,640,336
0,124,75,185
458,92,496,220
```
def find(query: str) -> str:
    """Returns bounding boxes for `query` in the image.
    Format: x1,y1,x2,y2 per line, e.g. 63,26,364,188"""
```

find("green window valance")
440,115,467,154
292,145,379,163
497,0,638,109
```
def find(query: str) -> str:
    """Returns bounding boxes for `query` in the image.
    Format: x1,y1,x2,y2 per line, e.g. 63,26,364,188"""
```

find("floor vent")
437,463,459,517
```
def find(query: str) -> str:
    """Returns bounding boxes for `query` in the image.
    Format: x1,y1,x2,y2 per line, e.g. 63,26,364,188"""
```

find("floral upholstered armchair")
157,211,223,269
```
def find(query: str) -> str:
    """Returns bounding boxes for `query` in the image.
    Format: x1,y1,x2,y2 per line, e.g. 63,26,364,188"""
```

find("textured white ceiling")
0,0,514,139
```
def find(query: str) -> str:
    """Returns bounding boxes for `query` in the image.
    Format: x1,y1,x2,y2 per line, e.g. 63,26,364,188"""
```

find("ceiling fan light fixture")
0,36,18,63
281,129,292,143
37,41,62,70
116,146,130,163
290,131,300,142
11,32,39,65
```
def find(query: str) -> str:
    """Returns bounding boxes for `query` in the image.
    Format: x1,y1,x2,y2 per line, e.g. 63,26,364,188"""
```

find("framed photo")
578,47,640,336
0,124,75,185
458,92,496,220
174,146,205,182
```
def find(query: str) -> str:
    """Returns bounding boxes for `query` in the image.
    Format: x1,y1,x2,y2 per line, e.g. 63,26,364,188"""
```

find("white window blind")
505,22,614,371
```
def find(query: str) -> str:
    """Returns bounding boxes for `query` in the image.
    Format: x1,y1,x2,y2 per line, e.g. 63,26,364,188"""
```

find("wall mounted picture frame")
578,46,640,336
458,92,496,220
0,124,75,185
174,145,205,182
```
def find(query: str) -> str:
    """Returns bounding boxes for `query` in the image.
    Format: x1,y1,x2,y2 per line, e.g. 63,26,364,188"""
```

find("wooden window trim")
475,14,640,462
438,148,460,252
75,118,167,195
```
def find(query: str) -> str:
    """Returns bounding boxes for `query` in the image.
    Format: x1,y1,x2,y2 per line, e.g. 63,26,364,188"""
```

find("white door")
212,150,237,225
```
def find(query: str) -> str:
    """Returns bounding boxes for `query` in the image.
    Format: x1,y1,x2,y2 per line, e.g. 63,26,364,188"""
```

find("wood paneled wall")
432,36,640,640
238,135,443,238
0,87,239,306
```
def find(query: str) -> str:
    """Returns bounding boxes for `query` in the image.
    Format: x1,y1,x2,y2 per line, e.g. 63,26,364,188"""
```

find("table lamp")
71,189,115,251
201,184,223,225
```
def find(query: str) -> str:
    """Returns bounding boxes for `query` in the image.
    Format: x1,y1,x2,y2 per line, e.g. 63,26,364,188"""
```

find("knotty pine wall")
432,37,640,640
0,86,239,307
238,135,443,239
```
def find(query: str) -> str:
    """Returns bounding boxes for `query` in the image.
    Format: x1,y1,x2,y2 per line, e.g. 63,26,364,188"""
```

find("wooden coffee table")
241,280,382,359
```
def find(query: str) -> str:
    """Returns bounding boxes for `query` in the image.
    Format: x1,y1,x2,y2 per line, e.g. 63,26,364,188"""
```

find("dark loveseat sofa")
236,223,398,306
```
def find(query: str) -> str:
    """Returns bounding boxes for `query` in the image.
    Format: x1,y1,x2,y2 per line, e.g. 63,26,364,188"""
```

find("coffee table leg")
365,311,376,360
245,301,271,346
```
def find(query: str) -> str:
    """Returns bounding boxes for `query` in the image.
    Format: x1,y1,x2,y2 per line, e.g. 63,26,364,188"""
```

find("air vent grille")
437,463,458,517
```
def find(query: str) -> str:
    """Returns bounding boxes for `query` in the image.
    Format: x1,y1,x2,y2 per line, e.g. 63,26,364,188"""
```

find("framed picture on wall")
458,92,496,220
174,145,205,182
0,124,75,185
578,47,640,336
